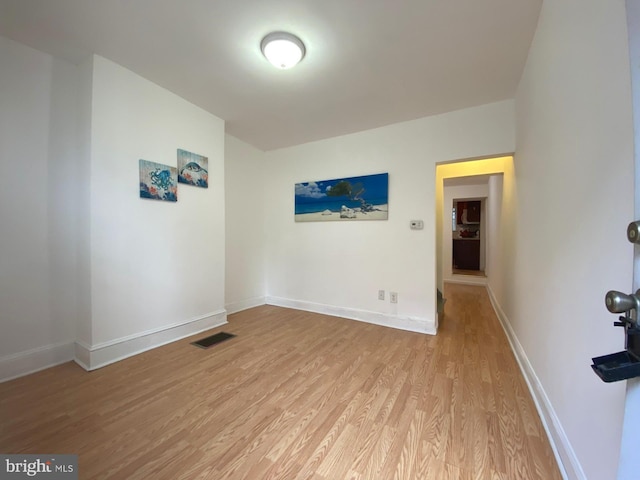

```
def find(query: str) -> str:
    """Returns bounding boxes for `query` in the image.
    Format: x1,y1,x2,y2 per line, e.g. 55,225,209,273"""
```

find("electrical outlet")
390,292,398,303
378,290,385,300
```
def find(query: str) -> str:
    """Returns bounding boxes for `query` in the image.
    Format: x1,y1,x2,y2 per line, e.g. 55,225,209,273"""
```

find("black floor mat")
191,332,236,349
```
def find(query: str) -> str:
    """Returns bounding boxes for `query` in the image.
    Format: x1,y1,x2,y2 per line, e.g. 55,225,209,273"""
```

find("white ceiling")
0,0,542,151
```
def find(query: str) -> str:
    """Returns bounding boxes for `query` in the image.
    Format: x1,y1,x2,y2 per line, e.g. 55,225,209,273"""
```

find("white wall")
225,134,266,313
263,101,515,334
1,12,633,475
0,36,79,379
443,183,489,283
487,1,634,478
486,174,505,294
78,56,226,367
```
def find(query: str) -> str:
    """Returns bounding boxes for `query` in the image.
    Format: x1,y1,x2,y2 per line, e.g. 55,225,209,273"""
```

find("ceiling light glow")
261,32,305,69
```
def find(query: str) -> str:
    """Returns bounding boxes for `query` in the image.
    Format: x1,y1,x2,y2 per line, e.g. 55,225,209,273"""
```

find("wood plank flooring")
0,284,562,479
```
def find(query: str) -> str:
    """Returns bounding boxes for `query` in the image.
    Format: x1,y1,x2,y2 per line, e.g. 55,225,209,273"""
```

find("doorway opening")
435,156,512,294
441,174,499,286
452,198,485,276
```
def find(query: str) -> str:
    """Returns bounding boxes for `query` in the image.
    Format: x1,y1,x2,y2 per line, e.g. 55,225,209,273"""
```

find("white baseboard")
0,341,75,383
226,296,266,315
486,285,584,480
74,309,228,371
265,296,436,335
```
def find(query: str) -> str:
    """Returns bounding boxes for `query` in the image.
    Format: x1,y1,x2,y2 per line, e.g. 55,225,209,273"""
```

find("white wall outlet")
390,292,398,303
410,220,424,230
378,290,385,300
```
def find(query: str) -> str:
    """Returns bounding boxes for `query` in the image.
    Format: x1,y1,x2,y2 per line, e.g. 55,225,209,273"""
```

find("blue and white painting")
178,149,208,188
139,159,178,202
295,173,389,222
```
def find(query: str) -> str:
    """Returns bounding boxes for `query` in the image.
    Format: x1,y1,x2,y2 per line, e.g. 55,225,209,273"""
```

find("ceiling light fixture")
260,32,305,69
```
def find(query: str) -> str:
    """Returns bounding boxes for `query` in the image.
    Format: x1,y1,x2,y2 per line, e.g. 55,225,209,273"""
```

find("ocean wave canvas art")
178,148,208,188
295,173,388,222
139,159,178,202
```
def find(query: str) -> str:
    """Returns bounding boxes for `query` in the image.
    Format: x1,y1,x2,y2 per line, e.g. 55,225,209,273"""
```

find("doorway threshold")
448,274,488,286
452,269,485,276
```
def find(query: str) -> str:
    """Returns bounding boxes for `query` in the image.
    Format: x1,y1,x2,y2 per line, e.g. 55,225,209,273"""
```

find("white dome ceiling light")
260,32,305,69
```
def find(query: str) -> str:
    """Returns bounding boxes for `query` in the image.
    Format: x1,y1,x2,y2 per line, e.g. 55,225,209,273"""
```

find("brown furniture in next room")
453,238,480,270
453,200,481,271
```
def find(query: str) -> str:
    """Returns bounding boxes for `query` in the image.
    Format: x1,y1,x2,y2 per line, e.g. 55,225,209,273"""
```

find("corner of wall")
226,297,267,315
76,54,94,347
224,134,268,309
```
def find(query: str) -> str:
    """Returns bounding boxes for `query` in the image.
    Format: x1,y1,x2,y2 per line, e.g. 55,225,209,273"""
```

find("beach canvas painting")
139,159,178,202
295,173,389,222
177,148,208,188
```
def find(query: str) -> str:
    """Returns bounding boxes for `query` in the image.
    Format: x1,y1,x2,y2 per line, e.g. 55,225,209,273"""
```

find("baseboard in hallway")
485,284,581,480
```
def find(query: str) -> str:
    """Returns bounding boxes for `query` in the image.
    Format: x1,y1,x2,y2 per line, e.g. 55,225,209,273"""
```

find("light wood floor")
0,284,561,479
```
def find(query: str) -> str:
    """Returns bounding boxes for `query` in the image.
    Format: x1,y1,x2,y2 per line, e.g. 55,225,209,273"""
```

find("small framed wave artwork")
177,148,208,188
295,173,388,222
